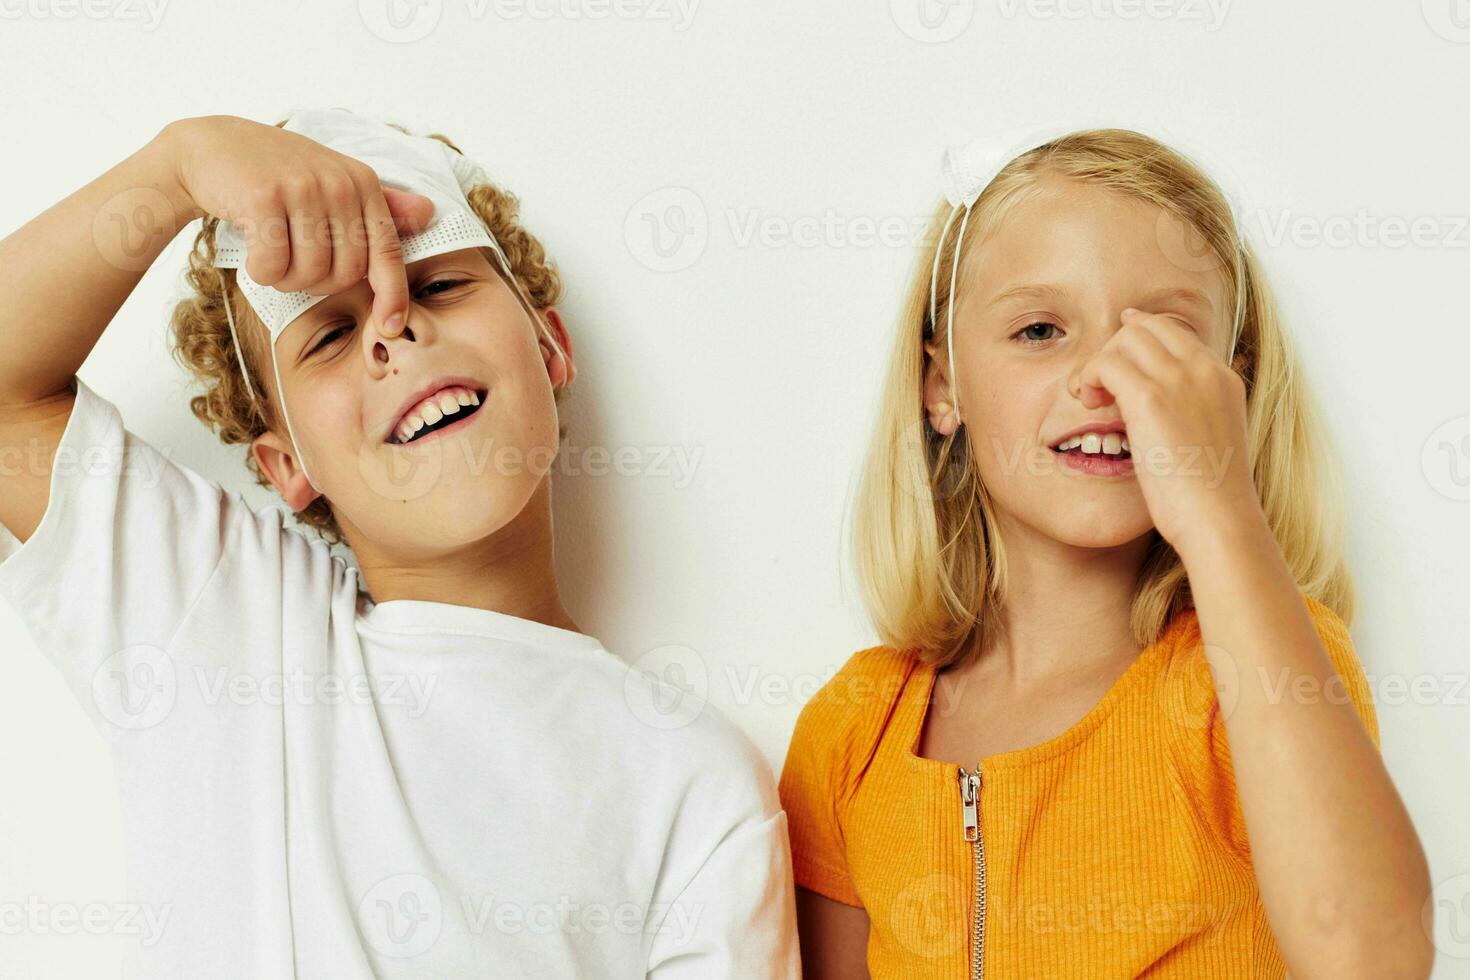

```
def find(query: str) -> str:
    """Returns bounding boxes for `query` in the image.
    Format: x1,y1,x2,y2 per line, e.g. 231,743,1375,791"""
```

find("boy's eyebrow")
988,283,1215,313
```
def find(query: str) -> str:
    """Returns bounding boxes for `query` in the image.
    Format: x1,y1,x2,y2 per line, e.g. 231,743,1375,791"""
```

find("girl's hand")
1075,308,1263,558
160,115,436,338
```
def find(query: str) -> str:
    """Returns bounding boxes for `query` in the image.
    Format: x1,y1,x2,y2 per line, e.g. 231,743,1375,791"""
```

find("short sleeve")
0,377,234,736
778,649,901,910
1201,593,1380,860
644,703,801,979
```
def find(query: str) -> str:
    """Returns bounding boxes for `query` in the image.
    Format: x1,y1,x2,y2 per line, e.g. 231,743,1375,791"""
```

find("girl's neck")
978,517,1158,681
350,479,579,635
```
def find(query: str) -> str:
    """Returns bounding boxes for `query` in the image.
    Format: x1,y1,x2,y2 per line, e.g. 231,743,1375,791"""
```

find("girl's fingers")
1077,344,1155,410
1123,308,1206,362
1111,318,1186,384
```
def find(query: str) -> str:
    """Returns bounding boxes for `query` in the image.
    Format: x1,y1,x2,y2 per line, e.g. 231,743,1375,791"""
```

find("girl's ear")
251,431,322,513
538,307,576,390
922,339,960,437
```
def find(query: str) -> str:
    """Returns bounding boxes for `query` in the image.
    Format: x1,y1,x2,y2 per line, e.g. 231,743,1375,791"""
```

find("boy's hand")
163,115,435,338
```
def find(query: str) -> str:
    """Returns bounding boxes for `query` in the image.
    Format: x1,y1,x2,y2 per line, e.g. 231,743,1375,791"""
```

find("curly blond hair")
169,121,566,545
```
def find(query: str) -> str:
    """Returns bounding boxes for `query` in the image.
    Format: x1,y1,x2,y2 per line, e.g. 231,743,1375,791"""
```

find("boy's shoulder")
576,644,781,809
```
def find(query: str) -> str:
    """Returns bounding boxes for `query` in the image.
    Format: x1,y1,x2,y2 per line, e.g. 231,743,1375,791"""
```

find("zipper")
958,765,985,980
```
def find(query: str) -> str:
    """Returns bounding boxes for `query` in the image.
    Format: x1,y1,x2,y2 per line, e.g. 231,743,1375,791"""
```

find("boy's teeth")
394,385,481,444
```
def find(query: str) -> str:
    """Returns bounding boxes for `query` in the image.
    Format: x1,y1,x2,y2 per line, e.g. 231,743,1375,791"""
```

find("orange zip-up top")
778,593,1379,978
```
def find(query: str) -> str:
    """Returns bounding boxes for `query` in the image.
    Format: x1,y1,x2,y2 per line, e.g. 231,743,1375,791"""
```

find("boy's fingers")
241,202,292,287
361,189,411,338
383,189,436,238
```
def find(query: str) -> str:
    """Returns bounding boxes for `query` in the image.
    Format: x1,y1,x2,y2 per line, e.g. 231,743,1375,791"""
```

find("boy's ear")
538,307,576,390
922,339,960,437
251,431,322,513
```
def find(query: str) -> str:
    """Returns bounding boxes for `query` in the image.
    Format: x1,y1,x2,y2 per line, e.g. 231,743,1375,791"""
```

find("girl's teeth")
1056,431,1131,455
421,402,443,425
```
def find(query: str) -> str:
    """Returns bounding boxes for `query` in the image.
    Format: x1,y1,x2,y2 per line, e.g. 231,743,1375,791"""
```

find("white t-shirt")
0,378,800,979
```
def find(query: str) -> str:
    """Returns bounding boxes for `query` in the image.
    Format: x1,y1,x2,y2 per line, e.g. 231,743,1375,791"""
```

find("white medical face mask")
210,107,530,494
929,122,1249,422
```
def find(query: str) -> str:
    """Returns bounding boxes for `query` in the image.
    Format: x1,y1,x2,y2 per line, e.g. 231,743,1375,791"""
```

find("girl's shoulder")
802,644,923,728
782,645,925,787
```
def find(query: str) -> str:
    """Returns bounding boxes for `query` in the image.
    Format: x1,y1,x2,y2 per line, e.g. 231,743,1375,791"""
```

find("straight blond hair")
852,129,1355,669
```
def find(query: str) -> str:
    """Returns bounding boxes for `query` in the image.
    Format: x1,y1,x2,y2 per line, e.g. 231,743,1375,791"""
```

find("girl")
779,127,1432,978
0,110,799,977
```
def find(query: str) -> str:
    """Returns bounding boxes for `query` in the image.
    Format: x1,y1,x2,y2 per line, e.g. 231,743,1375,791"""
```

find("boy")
0,108,799,978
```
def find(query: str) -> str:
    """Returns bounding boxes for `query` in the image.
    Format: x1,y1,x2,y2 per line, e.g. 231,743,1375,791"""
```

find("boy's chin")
373,478,543,544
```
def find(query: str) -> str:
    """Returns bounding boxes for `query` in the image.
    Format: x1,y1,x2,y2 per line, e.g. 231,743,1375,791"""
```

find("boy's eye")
418,278,467,297
310,323,354,355
1013,321,1061,345
305,280,467,356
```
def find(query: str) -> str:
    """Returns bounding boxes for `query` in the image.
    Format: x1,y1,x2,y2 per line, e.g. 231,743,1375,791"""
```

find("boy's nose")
372,324,416,364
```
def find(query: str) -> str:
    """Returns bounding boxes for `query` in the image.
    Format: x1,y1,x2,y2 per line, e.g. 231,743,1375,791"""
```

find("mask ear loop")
485,241,571,386
217,267,323,495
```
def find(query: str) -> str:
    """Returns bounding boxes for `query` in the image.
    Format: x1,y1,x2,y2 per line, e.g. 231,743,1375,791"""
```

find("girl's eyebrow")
988,283,1068,306
987,283,1215,313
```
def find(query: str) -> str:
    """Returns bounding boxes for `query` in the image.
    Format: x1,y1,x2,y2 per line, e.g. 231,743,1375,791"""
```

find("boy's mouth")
386,380,490,446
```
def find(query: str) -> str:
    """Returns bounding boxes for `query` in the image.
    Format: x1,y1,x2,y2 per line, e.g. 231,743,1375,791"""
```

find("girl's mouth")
1051,444,1135,477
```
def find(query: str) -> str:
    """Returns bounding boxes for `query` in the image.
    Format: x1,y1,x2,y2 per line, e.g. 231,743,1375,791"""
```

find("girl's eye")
1012,321,1061,346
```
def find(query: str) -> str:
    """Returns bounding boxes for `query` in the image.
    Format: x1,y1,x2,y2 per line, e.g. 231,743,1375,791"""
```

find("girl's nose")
1065,319,1119,400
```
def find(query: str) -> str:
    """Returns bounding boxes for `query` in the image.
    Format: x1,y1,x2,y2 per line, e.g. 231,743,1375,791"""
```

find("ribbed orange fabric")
778,593,1379,978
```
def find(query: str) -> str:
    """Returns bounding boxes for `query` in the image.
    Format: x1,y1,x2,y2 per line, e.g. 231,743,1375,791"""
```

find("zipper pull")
958,767,980,842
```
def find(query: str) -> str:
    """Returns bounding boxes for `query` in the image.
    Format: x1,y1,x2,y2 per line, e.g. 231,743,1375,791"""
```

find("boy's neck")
349,480,580,635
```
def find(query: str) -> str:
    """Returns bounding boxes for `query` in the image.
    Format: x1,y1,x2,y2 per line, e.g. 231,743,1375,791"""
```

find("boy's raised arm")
0,121,200,407
0,115,432,542
0,121,199,541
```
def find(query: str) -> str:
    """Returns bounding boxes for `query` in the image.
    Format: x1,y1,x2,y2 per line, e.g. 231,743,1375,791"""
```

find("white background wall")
1,0,1467,975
